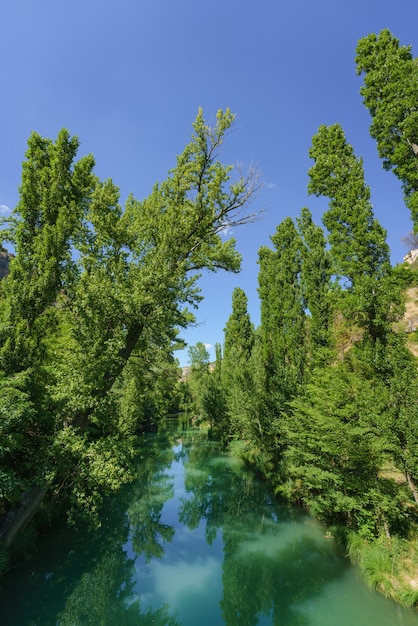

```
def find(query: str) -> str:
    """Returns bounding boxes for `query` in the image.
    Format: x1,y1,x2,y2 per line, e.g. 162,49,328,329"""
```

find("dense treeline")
185,30,418,607
0,109,259,561
1,27,418,609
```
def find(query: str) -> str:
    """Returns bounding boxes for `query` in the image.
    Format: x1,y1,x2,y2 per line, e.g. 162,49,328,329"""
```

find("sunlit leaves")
356,29,418,229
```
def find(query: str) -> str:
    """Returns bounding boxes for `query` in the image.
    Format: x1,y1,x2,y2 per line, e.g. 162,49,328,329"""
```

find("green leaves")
356,29,418,229
308,123,390,284
0,109,260,535
282,362,391,536
258,217,306,401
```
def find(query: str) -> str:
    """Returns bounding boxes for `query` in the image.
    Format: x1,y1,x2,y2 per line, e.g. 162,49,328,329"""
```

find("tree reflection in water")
179,438,348,626
0,420,350,626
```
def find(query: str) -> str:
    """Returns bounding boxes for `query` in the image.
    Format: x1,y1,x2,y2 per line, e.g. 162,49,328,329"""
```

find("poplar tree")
308,123,394,341
221,287,255,440
296,207,333,365
356,29,418,230
282,359,403,538
0,129,95,374
222,287,254,382
258,217,306,402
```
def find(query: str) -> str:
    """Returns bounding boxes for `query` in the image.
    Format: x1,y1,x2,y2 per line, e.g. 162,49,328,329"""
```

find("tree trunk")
0,486,48,549
406,472,418,505
71,320,146,431
0,319,147,551
383,518,391,540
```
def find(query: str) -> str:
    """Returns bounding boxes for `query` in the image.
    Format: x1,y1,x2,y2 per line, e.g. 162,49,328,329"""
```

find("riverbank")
1,417,418,626
347,532,418,609
227,438,418,611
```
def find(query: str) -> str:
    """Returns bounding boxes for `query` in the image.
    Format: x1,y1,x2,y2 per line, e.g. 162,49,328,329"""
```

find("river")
0,416,417,625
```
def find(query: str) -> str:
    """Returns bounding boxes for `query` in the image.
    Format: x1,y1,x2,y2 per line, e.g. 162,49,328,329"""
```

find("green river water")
0,417,418,625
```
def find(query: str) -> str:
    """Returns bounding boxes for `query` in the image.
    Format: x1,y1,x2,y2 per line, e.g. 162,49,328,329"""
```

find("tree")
356,30,418,230
0,129,95,374
222,287,254,388
185,342,211,418
201,343,227,437
308,123,390,284
223,288,254,362
188,342,210,373
371,334,418,507
220,287,255,440
282,358,405,538
308,123,398,342
296,207,333,365
258,217,306,401
0,108,260,547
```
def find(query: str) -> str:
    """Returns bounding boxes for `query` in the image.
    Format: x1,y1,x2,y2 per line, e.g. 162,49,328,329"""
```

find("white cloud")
151,556,221,608
266,182,276,189
203,343,213,350
0,205,10,214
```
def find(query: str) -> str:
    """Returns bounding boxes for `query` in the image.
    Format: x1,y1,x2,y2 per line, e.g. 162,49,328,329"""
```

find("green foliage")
219,287,256,440
308,123,401,343
356,30,418,230
201,344,227,436
258,217,307,401
184,342,211,419
281,360,403,537
0,370,51,514
308,123,390,285
297,207,333,365
0,129,95,374
0,108,259,538
223,288,255,364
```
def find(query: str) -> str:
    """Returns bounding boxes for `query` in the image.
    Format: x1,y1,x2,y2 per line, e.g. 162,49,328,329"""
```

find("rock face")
0,249,13,279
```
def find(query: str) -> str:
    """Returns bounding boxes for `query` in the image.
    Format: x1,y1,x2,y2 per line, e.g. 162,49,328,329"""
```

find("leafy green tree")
188,342,210,372
258,217,306,401
0,108,259,546
308,123,390,284
308,123,398,342
370,334,418,506
282,359,405,538
185,342,211,418
356,29,418,230
0,129,95,374
220,287,255,441
201,343,228,437
223,288,255,366
296,207,333,365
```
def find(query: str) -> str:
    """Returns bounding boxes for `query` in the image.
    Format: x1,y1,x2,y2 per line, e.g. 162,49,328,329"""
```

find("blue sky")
1,0,417,366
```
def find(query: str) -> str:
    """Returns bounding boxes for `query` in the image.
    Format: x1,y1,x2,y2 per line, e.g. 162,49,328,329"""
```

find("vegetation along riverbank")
1,28,418,611
179,30,418,610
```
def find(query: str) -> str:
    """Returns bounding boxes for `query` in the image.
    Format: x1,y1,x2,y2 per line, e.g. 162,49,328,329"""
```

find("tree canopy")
356,29,418,230
0,108,260,547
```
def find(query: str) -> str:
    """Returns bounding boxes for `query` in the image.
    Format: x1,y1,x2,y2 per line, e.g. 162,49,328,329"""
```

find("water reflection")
0,429,180,626
179,442,348,626
0,418,417,625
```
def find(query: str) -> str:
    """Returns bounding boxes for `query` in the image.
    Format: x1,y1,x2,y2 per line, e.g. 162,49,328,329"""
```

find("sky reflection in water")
1,419,418,625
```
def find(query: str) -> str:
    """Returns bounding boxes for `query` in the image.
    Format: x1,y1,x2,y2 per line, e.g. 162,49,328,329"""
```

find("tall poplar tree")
222,287,254,381
356,29,418,230
258,217,306,402
221,287,255,440
308,123,394,341
296,207,333,365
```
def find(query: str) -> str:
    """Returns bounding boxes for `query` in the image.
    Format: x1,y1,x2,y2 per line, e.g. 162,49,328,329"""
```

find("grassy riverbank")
347,532,418,608
227,439,418,610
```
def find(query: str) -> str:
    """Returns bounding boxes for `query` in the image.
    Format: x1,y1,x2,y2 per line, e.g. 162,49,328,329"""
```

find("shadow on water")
0,417,417,625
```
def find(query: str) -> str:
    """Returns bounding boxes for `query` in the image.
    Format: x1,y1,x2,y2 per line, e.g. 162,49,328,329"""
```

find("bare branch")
401,230,418,249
